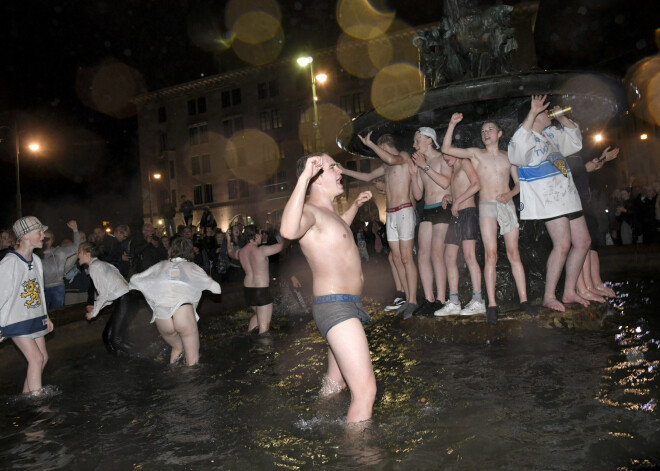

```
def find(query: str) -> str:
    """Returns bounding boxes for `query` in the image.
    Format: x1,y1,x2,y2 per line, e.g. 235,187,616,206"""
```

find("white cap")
416,127,439,148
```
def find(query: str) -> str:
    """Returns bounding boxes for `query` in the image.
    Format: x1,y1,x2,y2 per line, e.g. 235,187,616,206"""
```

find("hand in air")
602,146,620,162
450,112,463,125
530,95,549,115
303,155,324,180
355,191,373,208
357,131,374,147
66,220,78,231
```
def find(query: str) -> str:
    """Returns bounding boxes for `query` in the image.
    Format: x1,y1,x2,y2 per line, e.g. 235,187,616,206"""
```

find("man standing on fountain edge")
280,152,376,424
508,95,591,312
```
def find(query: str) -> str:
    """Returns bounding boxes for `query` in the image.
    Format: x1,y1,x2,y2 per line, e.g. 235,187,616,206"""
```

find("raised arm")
441,113,476,160
411,151,450,189
342,191,373,226
280,156,322,240
358,131,407,166
338,162,385,182
260,239,289,257
522,94,549,131
586,146,619,172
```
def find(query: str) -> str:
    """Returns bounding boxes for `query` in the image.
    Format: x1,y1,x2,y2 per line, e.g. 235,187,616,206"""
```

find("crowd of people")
1,95,658,426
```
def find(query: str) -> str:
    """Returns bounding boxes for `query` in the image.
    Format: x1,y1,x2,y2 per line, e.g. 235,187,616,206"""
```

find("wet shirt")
87,258,130,318
0,251,49,340
508,123,583,220
129,258,221,323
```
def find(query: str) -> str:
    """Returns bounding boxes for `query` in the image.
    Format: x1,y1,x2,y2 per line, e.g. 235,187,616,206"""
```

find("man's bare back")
239,243,273,288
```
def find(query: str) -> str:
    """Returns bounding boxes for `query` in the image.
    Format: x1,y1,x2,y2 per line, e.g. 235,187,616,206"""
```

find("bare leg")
388,242,410,302
398,238,418,305
431,223,449,303
577,252,605,303
387,251,403,293
321,347,347,396
416,222,435,302
12,336,48,394
247,307,258,333
503,228,528,303
543,218,572,311
172,304,200,366
325,319,377,423
444,244,460,293
480,218,498,307
462,239,481,294
561,217,591,307
155,318,184,363
255,303,273,334
589,250,615,297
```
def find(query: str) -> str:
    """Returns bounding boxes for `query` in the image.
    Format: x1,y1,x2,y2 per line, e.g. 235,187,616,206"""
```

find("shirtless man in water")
409,127,452,316
228,226,286,334
280,152,376,424
339,131,418,319
442,113,537,324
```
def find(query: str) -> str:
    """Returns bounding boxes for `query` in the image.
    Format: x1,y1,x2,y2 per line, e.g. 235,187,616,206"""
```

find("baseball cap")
13,216,48,239
416,127,439,148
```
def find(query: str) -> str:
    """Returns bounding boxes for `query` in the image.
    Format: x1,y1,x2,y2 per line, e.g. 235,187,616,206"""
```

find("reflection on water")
1,279,659,470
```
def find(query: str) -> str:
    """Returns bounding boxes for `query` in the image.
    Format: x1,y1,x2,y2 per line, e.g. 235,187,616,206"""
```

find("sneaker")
434,301,461,317
460,299,486,316
385,297,406,311
395,302,408,317
402,302,418,320
413,300,441,317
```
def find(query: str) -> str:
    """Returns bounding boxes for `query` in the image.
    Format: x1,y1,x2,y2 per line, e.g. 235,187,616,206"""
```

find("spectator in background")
616,183,634,245
41,220,81,309
179,195,194,227
162,198,177,237
635,184,657,244
0,228,15,261
130,223,167,274
199,206,217,231
212,228,230,283
92,226,124,272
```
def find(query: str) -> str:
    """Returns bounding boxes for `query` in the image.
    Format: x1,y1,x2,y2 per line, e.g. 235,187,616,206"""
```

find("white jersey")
0,251,49,340
508,123,583,220
129,258,221,323
88,258,130,318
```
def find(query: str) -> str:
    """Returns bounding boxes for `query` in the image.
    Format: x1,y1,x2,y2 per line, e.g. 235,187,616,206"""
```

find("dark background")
0,0,656,237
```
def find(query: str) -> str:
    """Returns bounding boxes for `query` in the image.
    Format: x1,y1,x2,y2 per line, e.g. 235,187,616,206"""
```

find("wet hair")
296,152,325,178
376,134,397,149
482,120,502,133
243,225,258,242
168,237,194,261
78,241,103,258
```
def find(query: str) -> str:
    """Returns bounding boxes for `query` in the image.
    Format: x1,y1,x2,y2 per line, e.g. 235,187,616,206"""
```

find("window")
201,154,211,174
346,161,357,171
264,170,287,194
228,179,249,200
158,132,167,153
222,88,242,108
257,80,279,99
188,97,206,115
158,106,167,123
353,93,365,114
299,105,311,124
222,117,244,138
260,109,282,131
301,135,313,154
203,183,213,203
191,156,200,176
340,93,365,115
189,123,208,145
169,160,175,179
193,185,203,204
171,189,177,205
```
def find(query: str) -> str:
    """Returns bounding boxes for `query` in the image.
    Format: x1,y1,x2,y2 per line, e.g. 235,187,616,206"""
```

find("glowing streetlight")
0,123,40,219
593,134,603,142
640,133,648,140
297,55,327,151
148,172,162,225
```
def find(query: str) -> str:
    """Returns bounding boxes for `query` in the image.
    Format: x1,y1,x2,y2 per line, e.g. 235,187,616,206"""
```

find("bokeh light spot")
625,55,660,126
234,11,281,45
298,104,352,155
336,0,394,40
225,0,281,31
371,63,425,121
233,27,284,66
337,33,378,79
225,129,280,185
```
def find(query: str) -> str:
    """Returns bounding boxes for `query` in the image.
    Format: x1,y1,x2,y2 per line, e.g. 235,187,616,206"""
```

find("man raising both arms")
409,127,453,316
442,113,537,324
339,131,418,319
280,152,376,424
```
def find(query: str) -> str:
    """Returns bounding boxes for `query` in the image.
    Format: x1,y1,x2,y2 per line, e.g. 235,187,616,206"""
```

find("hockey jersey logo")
20,279,42,308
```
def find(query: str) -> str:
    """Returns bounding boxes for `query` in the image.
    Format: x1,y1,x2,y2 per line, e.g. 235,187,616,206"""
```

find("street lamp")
0,122,40,219
147,172,161,225
297,55,326,151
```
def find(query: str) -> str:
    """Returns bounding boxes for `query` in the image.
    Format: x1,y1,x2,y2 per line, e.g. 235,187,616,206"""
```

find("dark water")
1,277,659,470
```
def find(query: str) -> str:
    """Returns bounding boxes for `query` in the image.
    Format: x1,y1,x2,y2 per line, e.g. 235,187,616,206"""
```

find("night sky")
0,0,656,236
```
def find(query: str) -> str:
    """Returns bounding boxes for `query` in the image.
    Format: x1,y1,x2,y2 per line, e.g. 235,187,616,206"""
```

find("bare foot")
562,292,590,307
594,283,615,298
543,297,565,312
170,349,184,364
578,289,606,303
319,375,345,397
